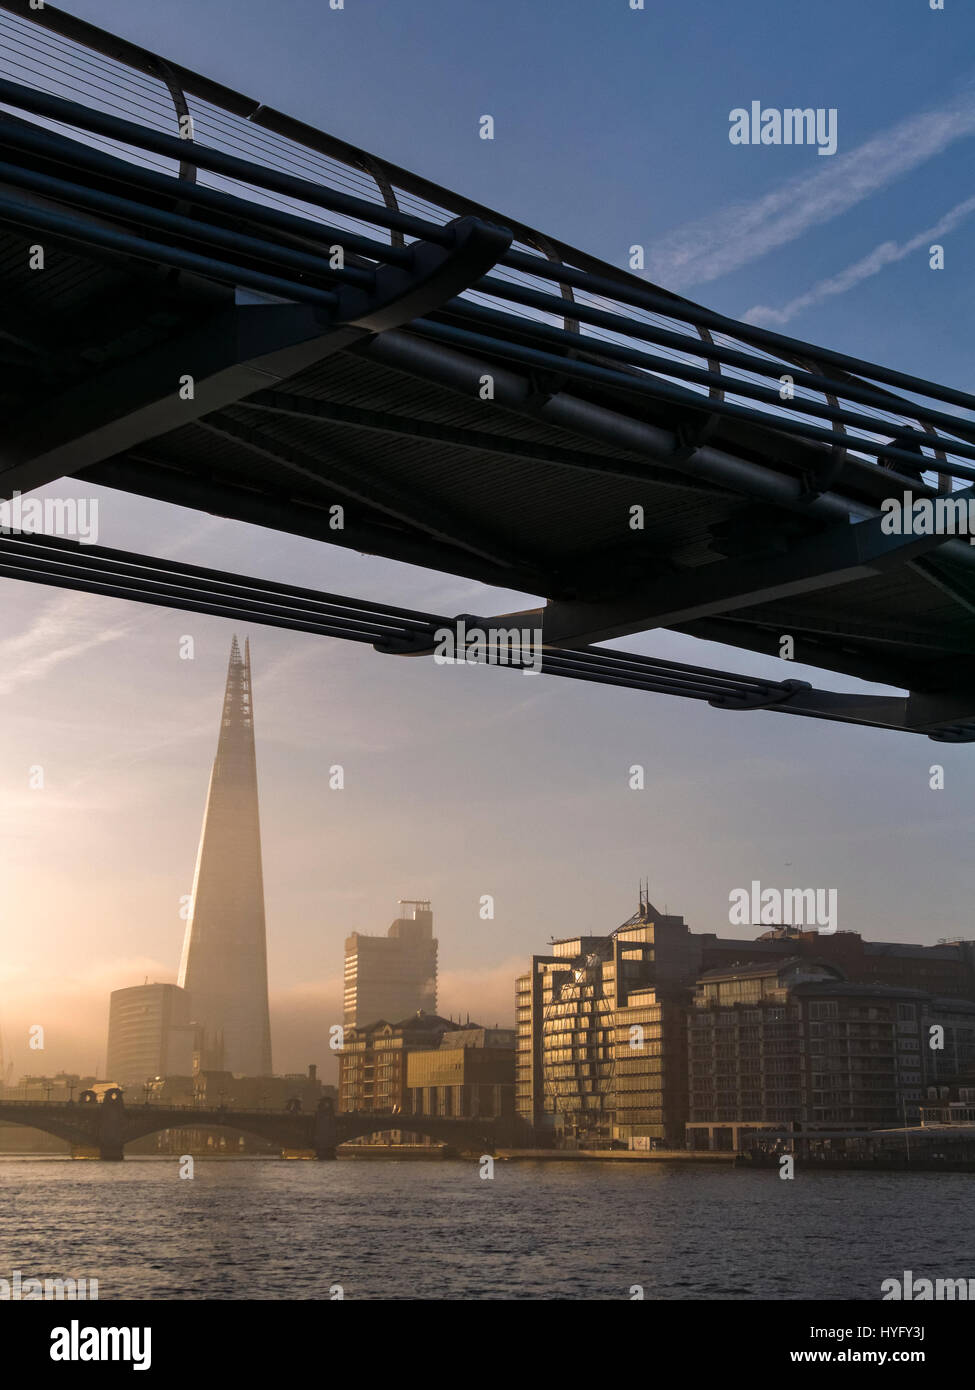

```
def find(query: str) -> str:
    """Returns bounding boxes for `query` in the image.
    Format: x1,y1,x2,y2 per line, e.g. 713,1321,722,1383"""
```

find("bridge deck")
0,1,972,739
0,1098,519,1159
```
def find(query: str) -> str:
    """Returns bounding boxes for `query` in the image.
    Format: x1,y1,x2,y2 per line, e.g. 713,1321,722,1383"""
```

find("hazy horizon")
2,0,974,1086
2,479,972,1085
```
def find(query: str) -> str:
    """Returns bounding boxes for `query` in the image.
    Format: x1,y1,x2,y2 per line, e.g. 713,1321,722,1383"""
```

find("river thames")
2,1157,972,1300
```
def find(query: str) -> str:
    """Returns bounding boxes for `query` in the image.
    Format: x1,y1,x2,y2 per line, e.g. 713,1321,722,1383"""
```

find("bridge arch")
109,1110,313,1154
0,1101,522,1159
0,1102,314,1159
0,1110,98,1150
335,1112,500,1153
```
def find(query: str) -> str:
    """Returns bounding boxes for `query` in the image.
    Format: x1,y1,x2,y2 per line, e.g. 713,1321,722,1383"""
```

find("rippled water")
1,1157,972,1300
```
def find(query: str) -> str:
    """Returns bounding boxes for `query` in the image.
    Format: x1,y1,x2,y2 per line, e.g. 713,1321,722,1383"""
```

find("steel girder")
0,1,971,739
0,532,971,742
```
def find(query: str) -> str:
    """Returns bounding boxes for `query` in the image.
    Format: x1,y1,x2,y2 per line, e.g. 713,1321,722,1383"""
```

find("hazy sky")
2,0,974,1083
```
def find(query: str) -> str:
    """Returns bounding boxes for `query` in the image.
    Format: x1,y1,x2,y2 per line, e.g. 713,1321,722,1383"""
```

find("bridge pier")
314,1098,338,1159
97,1091,126,1160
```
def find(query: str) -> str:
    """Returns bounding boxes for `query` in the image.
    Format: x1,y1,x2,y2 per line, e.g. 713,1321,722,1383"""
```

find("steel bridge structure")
0,1,973,739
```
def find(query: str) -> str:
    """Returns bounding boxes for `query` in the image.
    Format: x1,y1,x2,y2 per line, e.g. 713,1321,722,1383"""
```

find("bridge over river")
0,1095,526,1160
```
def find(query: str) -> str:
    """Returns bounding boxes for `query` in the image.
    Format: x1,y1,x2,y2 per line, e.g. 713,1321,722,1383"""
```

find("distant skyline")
1,0,973,1083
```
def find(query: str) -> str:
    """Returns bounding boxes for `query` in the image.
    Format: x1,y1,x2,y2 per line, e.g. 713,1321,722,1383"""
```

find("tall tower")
178,636,272,1075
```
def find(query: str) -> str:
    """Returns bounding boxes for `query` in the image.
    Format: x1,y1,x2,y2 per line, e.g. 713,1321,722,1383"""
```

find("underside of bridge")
0,1099,319,1160
0,1,972,740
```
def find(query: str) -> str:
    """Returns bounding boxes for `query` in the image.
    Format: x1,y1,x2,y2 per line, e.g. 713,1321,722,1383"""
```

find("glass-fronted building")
516,900,694,1146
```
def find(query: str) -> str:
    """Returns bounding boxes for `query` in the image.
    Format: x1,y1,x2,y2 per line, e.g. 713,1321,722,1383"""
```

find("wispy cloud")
742,194,975,326
0,590,136,697
647,92,975,290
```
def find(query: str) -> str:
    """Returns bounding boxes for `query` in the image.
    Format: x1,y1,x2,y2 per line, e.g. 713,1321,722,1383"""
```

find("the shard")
178,636,273,1076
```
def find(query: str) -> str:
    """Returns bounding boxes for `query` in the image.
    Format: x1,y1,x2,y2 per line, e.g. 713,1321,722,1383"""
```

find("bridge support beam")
535,497,975,648
1,302,365,497
97,1094,126,1160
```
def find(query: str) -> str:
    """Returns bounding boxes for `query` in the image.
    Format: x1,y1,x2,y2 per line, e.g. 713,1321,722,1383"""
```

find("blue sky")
1,0,973,1079
49,0,975,378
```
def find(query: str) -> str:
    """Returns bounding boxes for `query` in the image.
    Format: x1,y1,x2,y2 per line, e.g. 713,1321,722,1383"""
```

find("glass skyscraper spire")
178,636,272,1076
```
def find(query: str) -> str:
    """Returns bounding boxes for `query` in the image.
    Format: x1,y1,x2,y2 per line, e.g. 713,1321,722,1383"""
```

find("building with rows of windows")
516,898,975,1151
515,898,696,1147
685,959,926,1151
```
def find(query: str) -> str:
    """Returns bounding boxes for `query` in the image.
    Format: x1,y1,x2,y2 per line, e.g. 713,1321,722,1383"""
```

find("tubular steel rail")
0,1,972,740
0,531,969,741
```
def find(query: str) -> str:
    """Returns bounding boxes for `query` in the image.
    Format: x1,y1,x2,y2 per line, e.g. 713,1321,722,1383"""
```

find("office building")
106,983,196,1089
698,926,975,1000
343,900,437,1027
516,897,693,1146
405,1027,515,1118
517,895,975,1148
921,997,975,1085
685,958,927,1150
339,1011,460,1113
